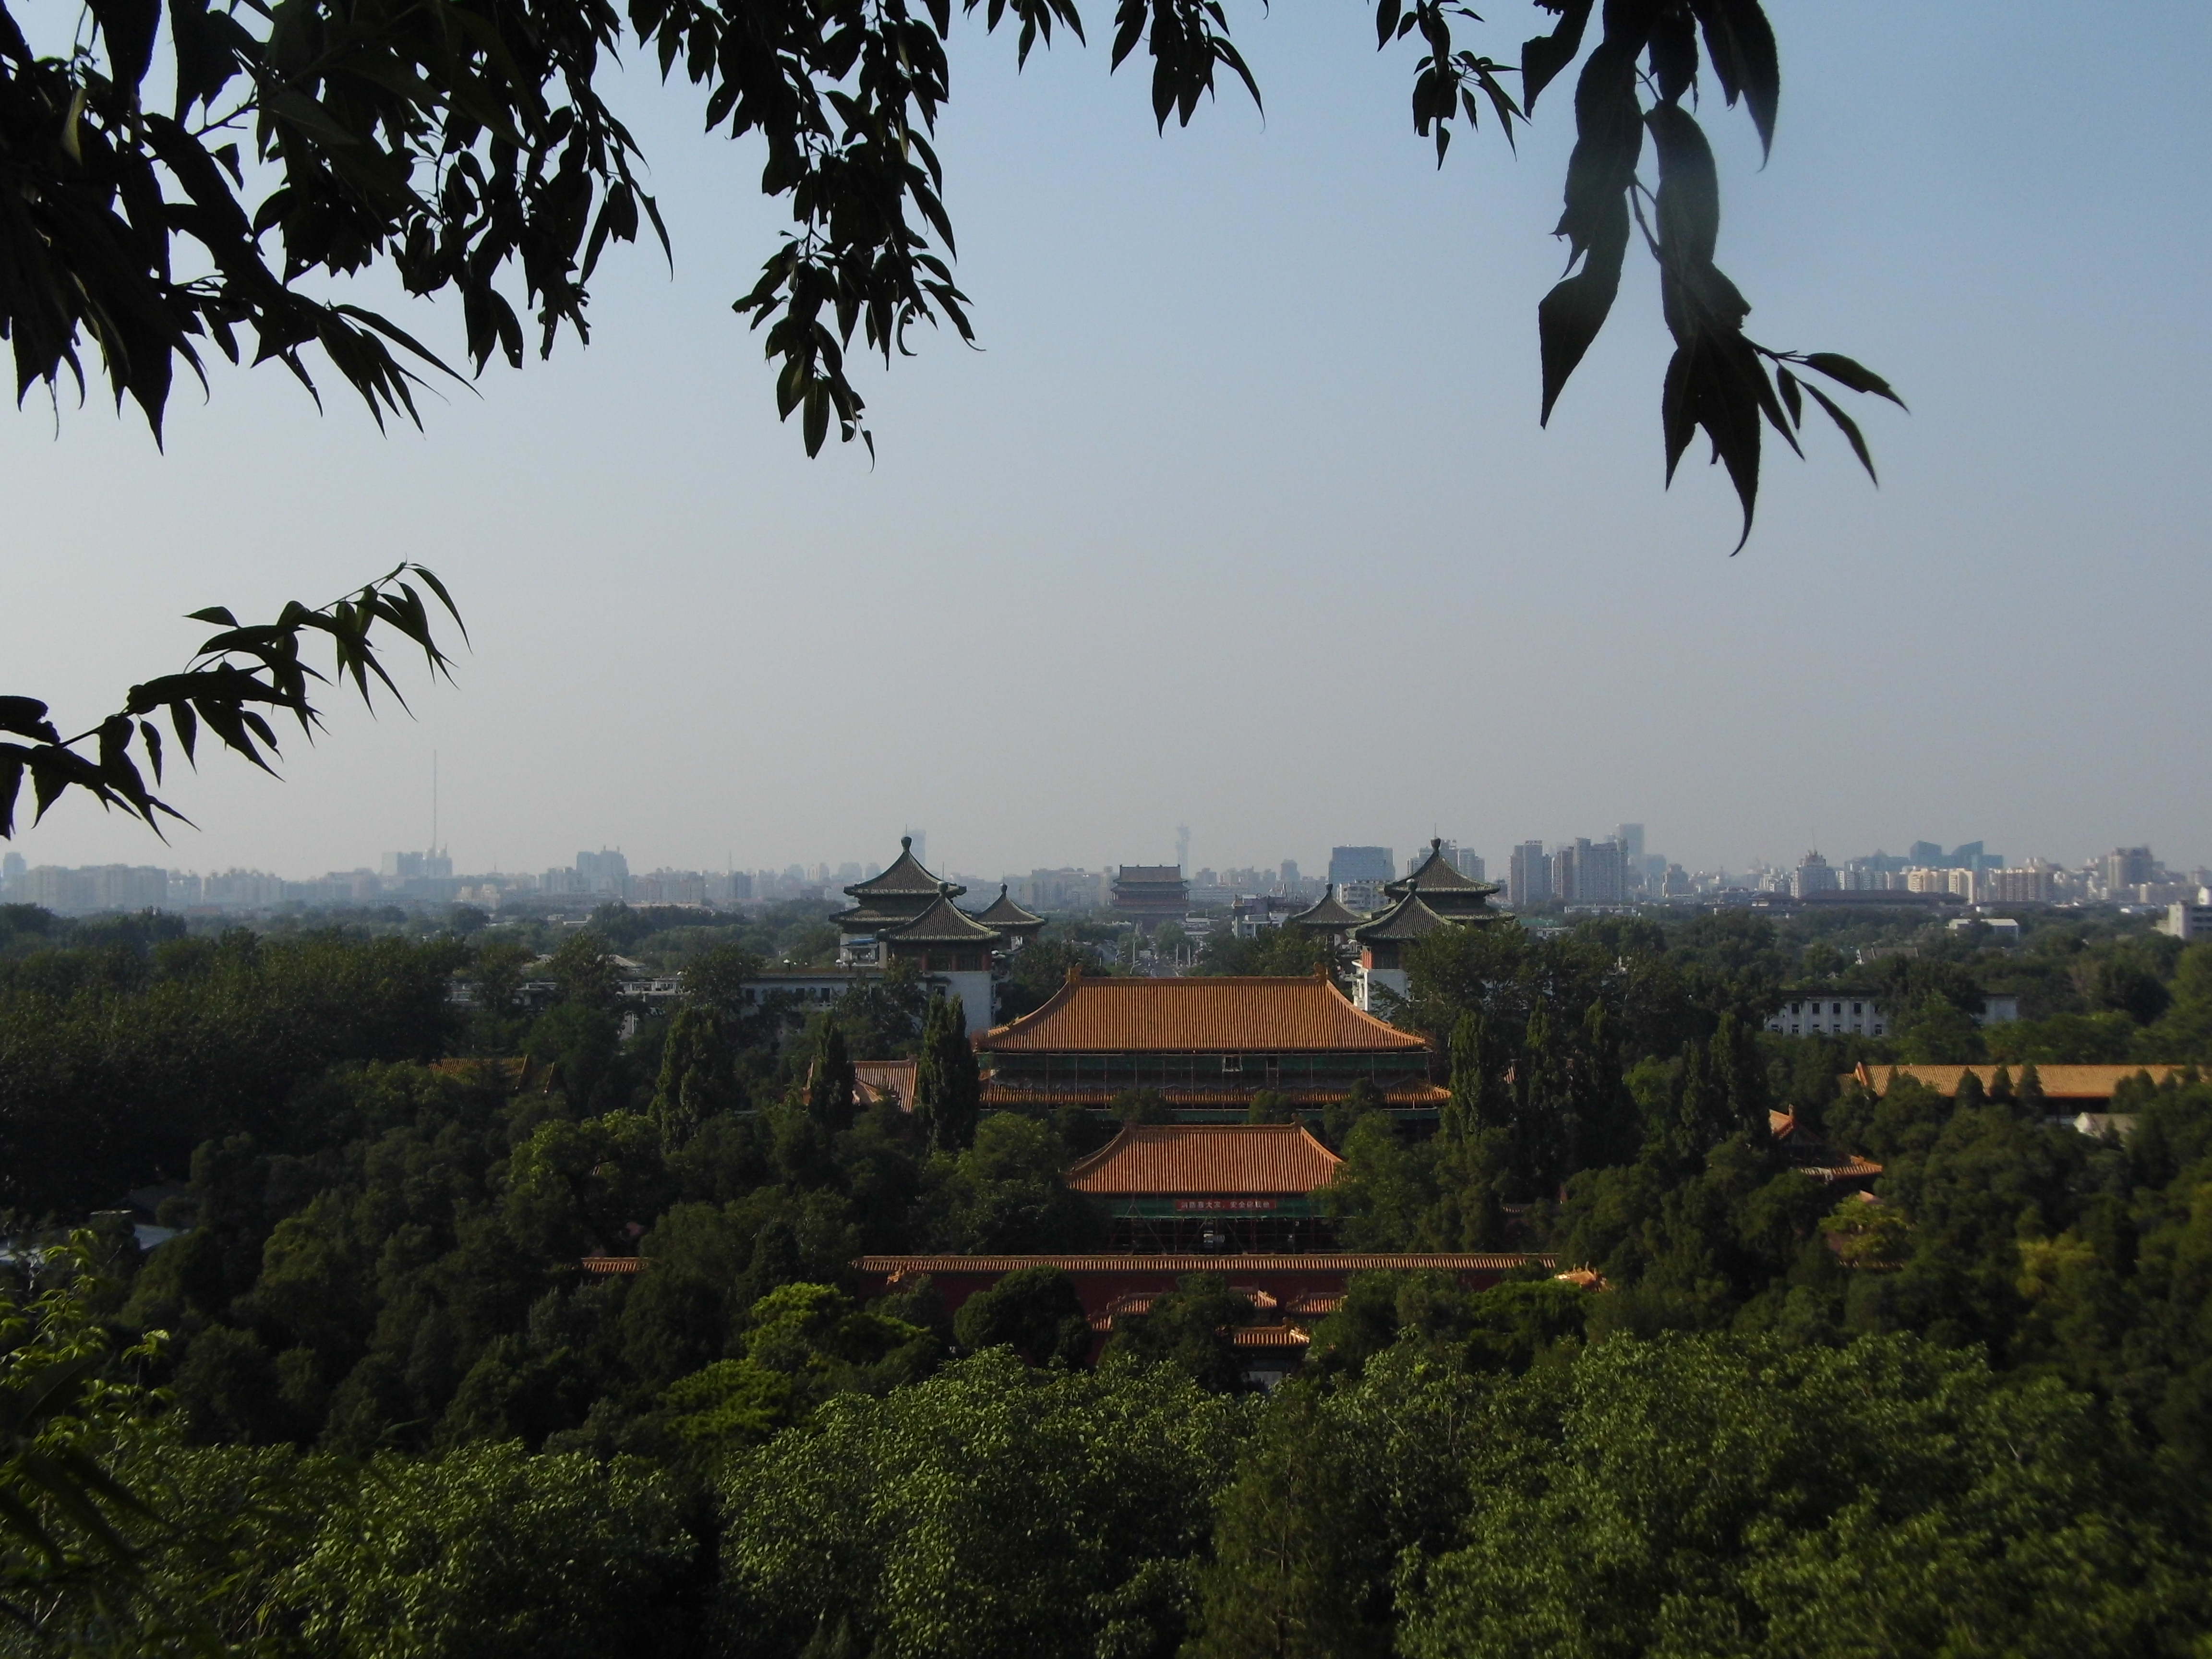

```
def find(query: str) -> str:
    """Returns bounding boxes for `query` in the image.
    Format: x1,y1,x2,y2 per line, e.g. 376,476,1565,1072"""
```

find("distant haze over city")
6,829,2203,919
5,4,2207,886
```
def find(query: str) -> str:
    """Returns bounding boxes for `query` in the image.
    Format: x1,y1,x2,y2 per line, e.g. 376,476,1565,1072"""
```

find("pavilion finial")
1431,836,1443,852
901,835,912,851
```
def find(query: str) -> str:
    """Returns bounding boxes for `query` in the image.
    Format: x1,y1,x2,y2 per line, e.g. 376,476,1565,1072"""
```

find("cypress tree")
805,1018,857,1132
2017,1061,2048,1118
649,1003,730,1144
914,992,981,1153
1714,1012,1768,1142
1518,1005,1565,1196
1444,1012,1483,1144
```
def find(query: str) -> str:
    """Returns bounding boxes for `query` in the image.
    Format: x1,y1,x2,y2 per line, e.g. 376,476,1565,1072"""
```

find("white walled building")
1767,994,2021,1038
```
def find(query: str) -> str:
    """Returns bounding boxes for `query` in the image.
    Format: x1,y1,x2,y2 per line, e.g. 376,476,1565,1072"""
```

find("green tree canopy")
719,1348,1250,1658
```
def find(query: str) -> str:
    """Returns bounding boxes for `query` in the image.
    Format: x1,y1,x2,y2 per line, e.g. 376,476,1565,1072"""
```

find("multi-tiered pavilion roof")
834,837,964,935
1382,837,1507,921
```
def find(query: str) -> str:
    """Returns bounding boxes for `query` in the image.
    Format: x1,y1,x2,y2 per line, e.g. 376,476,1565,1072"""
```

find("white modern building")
2165,902,2212,942
1767,993,2020,1038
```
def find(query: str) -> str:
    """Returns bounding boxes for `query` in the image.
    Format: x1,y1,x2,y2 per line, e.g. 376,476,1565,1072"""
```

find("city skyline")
7,828,2200,911
6,4,2209,885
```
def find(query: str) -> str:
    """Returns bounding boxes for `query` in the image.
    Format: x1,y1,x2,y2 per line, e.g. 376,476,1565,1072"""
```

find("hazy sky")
6,1,2208,883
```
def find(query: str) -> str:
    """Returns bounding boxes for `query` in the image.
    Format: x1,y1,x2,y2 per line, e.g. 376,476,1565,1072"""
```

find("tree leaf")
1800,351,1906,408
1801,380,1878,483
1689,0,1778,156
88,0,160,90
1538,192,1628,425
1519,0,1593,115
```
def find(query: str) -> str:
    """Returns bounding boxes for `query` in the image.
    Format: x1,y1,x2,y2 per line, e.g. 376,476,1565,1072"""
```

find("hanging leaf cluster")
0,0,1894,513
1523,0,1903,546
0,564,463,839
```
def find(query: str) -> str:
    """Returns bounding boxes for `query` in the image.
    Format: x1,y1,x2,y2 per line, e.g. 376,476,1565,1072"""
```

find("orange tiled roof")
1066,1123,1344,1196
1852,1063,2186,1100
983,974,1429,1055
578,1255,648,1274
855,1059,917,1111
981,1080,1449,1108
1231,1324,1313,1348
1802,1155,1884,1184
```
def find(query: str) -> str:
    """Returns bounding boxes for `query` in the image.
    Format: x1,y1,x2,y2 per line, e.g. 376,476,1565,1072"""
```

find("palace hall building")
1066,1122,1344,1252
977,970,1448,1118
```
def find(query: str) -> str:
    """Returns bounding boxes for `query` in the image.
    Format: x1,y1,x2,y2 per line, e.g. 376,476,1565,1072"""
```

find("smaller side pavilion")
1066,1123,1343,1252
969,884,1047,949
1349,891,1453,1011
880,890,1002,1034
1285,884,1369,973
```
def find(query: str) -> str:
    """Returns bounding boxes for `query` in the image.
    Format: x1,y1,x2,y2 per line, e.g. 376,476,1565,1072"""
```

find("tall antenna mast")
431,750,439,854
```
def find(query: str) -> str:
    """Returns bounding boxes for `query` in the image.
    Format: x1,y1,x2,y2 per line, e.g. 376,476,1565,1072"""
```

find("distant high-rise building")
2103,847,2155,893
1508,841,1551,908
1438,842,1485,883
576,848,629,895
1908,841,1946,866
1280,860,1300,890
1616,823,1646,862
1791,850,1839,898
1554,839,1625,905
1329,847,1395,887
909,831,927,869
1984,865,2058,905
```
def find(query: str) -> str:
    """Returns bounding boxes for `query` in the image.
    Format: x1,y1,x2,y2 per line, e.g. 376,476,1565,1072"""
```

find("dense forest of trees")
5,898,2212,1655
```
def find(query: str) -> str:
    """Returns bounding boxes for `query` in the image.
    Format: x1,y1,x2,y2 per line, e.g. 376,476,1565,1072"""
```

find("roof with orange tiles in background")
854,1059,917,1111
981,1079,1450,1109
982,974,1428,1054
1065,1123,1345,1196
1852,1062,2187,1100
